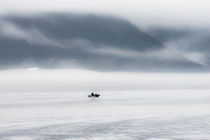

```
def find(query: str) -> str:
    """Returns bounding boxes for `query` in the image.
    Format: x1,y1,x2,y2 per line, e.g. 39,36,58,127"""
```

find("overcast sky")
0,0,209,72
0,0,210,28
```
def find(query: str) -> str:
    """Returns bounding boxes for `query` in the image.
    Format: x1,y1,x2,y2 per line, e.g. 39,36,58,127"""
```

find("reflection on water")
0,89,210,140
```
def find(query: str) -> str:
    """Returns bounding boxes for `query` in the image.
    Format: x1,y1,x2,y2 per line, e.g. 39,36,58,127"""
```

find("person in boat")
88,92,100,97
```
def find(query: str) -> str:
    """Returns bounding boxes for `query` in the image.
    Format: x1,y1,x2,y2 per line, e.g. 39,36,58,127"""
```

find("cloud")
0,14,209,72
0,20,62,47
0,14,163,49
91,45,208,67
0,0,210,28
148,27,210,66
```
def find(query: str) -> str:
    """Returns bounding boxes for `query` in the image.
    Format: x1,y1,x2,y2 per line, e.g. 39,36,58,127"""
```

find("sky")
0,0,210,28
0,0,210,72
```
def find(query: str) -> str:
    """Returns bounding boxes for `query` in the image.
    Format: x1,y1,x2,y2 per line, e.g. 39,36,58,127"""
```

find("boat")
88,92,100,97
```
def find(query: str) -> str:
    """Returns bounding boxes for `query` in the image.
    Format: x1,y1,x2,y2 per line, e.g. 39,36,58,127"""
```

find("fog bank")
0,69,209,92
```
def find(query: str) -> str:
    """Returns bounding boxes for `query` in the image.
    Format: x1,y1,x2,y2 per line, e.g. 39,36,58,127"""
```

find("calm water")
0,89,210,140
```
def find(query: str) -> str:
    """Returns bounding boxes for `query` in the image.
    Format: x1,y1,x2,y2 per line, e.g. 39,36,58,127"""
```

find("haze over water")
0,70,210,140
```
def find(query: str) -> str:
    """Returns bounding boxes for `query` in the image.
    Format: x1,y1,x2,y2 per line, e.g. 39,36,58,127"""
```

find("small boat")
88,92,100,97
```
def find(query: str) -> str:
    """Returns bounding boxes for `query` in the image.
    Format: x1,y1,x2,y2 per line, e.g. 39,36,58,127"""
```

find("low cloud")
0,20,62,47
0,14,209,72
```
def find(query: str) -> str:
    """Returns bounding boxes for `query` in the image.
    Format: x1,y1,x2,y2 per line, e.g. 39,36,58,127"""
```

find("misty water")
1,88,210,140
